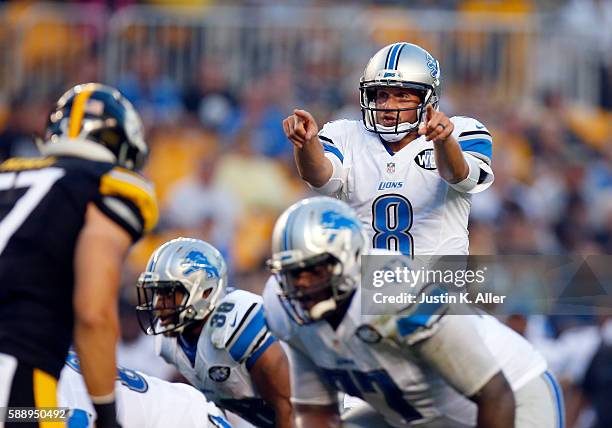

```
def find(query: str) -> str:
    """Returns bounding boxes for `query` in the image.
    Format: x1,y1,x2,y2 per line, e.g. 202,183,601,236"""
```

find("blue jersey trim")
246,335,276,370
178,334,198,367
396,288,445,336
209,414,233,428
323,143,344,163
379,138,395,156
459,138,492,159
229,307,267,362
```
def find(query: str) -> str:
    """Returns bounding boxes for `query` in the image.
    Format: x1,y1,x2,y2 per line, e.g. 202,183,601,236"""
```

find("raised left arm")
418,104,468,184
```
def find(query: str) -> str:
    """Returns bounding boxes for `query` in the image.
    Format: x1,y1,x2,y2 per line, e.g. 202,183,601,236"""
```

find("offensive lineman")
0,83,157,428
58,350,232,428
264,197,565,428
135,238,291,428
283,42,494,256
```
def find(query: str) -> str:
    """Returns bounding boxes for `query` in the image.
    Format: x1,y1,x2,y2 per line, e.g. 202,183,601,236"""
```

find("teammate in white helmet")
263,197,564,428
283,42,494,256
136,238,292,428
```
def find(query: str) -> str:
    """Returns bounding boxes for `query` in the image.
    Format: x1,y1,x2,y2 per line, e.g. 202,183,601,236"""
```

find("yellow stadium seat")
565,106,612,151
144,128,218,203
233,210,276,273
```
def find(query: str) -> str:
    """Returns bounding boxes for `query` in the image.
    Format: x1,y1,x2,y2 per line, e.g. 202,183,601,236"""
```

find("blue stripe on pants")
543,371,565,428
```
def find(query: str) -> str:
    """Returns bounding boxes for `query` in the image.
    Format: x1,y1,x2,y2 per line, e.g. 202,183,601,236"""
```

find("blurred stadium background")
1,1,611,427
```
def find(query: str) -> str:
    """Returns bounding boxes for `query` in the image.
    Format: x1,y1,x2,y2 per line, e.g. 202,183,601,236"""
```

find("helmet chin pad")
379,132,408,143
374,119,419,142
309,298,337,320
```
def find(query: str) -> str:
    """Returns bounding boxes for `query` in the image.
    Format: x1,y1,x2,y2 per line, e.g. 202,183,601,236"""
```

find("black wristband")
93,401,121,428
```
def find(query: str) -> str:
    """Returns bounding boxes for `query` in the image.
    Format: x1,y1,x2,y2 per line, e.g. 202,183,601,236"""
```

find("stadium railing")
0,3,604,107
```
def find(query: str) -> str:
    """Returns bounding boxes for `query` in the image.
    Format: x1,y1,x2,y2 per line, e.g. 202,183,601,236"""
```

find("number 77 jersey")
263,275,477,427
315,117,494,255
0,156,158,378
263,274,546,428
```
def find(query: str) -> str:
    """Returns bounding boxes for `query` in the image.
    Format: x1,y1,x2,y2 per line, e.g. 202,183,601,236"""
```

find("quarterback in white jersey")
264,198,564,428
283,42,494,255
58,350,232,428
135,238,292,428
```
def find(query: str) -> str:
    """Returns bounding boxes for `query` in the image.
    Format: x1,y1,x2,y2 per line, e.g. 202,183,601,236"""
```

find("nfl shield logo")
387,162,395,174
356,324,383,344
208,366,231,382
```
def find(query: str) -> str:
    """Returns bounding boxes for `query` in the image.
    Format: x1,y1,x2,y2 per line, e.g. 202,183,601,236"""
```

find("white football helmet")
267,197,367,324
136,237,227,335
360,42,441,142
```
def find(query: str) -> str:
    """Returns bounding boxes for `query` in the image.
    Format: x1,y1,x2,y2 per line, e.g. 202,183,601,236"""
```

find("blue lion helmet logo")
181,250,220,278
320,210,360,243
426,53,439,79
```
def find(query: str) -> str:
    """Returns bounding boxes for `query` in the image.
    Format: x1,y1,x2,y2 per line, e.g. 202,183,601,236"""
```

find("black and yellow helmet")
43,83,148,171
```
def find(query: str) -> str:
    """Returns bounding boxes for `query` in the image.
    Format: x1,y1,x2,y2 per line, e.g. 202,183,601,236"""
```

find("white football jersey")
58,351,231,428
263,275,546,428
316,117,494,255
157,289,277,428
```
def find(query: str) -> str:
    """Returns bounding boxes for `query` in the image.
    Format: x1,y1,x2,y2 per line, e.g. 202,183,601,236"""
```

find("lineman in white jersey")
263,197,564,428
58,350,232,428
135,238,292,428
283,42,494,255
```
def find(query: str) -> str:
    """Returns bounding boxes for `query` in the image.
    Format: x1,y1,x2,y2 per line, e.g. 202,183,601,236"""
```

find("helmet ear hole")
202,287,213,299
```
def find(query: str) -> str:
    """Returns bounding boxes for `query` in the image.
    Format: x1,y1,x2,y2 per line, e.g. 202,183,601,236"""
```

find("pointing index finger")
294,109,312,122
426,104,435,120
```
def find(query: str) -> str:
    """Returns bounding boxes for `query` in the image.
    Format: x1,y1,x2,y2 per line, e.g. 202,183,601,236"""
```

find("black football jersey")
0,156,158,377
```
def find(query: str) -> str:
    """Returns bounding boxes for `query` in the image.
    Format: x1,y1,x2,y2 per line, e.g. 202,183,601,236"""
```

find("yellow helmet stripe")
68,89,94,138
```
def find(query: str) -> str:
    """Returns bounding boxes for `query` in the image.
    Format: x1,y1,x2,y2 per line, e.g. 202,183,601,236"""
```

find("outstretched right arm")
283,109,333,188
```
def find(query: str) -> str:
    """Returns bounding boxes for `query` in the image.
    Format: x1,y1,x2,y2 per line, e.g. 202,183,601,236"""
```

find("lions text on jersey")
157,289,277,428
263,274,546,428
316,117,494,255
58,350,231,428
